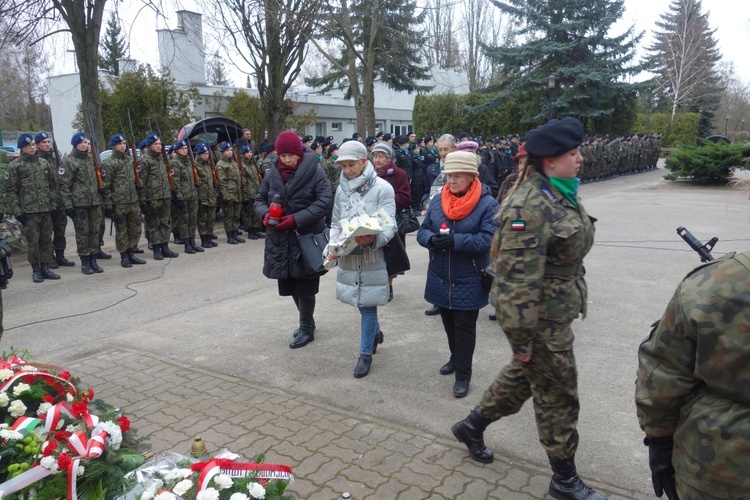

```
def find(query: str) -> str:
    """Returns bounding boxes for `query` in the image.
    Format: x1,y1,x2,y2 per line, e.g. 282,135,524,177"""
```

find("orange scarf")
441,178,482,220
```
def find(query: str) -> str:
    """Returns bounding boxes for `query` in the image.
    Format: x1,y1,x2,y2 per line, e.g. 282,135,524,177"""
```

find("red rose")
21,375,35,384
59,371,71,380
57,452,72,471
116,416,130,432
87,387,95,401
43,441,58,457
43,395,55,404
54,430,71,442
71,401,88,417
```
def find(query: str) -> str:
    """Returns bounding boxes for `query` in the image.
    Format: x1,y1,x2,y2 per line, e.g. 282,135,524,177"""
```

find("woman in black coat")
254,132,332,349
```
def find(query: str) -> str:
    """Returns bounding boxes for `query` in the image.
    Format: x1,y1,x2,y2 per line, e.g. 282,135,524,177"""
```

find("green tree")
98,11,127,76
647,0,723,136
482,0,645,128
307,0,432,135
205,51,233,86
664,141,750,183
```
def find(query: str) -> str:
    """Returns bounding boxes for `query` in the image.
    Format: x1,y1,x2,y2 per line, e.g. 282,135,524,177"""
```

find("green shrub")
635,113,701,147
664,141,750,183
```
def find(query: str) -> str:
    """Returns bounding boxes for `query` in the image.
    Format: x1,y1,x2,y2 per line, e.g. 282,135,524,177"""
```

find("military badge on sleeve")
511,220,526,231
3,172,8,180
170,169,174,176
101,169,107,177
58,167,66,175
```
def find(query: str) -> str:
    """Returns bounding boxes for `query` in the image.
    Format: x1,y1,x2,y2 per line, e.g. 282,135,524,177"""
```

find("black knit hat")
523,118,584,158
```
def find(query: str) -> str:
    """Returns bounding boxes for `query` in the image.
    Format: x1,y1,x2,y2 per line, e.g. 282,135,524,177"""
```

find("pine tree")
98,11,127,76
206,51,233,86
646,0,723,135
308,0,432,135
483,0,646,129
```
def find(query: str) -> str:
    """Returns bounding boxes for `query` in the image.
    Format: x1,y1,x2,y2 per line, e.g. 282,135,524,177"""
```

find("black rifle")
677,226,717,262
0,215,13,288
46,108,61,167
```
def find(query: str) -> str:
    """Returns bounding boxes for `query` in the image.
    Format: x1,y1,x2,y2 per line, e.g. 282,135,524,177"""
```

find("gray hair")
436,134,456,148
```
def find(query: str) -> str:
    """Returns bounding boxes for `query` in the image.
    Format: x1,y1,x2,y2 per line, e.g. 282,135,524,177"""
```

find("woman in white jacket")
326,140,397,378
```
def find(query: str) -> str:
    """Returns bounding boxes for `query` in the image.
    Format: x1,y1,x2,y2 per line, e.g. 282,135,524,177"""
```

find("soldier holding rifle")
193,143,218,249
216,142,244,244
170,140,203,254
139,133,179,260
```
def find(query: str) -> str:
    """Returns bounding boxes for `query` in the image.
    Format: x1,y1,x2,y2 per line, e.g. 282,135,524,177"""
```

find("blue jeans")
359,306,381,355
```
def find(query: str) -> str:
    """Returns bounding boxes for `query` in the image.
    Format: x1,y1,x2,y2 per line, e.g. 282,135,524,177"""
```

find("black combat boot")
451,408,495,463
132,247,144,254
234,231,246,243
120,252,132,268
173,231,184,245
353,355,372,378
248,229,259,240
200,235,212,249
227,232,239,245
96,246,112,259
289,318,315,349
48,258,59,269
127,250,146,265
89,255,104,273
209,233,218,240
80,256,94,275
40,263,61,280
548,457,607,500
189,238,204,253
210,238,218,247
372,331,384,354
184,241,196,254
153,245,164,261
55,249,75,266
161,243,179,258
31,263,44,283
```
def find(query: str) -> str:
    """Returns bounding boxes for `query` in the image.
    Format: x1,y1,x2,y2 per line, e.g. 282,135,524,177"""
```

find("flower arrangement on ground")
0,351,149,499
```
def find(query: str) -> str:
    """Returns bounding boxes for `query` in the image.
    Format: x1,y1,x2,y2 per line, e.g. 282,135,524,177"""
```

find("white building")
49,10,469,145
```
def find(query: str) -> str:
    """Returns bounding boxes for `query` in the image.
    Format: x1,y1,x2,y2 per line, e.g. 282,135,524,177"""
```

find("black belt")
545,261,584,276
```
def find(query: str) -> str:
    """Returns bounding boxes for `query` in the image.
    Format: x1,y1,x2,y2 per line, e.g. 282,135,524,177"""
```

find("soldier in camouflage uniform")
240,145,264,240
636,250,750,500
139,133,179,260
194,143,218,249
58,132,107,275
34,131,74,268
4,134,60,283
102,134,146,268
452,118,604,500
169,140,203,254
216,142,244,244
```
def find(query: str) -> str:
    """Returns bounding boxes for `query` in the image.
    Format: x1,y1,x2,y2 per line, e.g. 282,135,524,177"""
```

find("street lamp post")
725,115,729,136
547,75,559,121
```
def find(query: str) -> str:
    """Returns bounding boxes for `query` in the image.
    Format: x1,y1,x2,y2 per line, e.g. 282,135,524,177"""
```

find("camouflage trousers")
241,201,260,230
71,206,103,257
222,201,241,232
171,198,198,240
114,203,142,253
677,481,725,500
144,199,171,245
479,321,579,460
21,212,52,264
197,204,216,236
50,208,68,251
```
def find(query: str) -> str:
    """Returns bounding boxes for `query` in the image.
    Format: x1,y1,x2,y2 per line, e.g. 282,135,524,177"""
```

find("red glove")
275,215,296,230
262,212,271,227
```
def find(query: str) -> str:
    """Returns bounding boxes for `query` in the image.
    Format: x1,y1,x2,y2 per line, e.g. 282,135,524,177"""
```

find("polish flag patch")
58,167,66,175
511,220,526,231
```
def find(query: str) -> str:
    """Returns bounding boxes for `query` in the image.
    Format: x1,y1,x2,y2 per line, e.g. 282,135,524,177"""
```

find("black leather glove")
174,199,187,211
104,207,114,218
98,187,109,196
139,203,150,217
431,233,453,249
135,184,144,191
645,436,678,500
65,208,75,219
15,214,27,226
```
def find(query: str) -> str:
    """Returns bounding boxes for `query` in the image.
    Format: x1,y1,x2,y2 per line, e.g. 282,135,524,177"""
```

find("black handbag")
385,235,411,276
395,208,420,235
297,230,329,275
473,259,495,292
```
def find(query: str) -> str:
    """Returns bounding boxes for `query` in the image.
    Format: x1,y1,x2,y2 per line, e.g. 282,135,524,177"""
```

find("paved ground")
3,164,749,498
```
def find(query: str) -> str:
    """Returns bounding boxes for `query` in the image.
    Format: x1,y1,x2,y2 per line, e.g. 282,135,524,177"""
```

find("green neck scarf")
549,176,580,207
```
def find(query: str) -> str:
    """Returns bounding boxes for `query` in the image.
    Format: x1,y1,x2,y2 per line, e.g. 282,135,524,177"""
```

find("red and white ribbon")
67,429,108,458
197,460,222,492
67,458,81,499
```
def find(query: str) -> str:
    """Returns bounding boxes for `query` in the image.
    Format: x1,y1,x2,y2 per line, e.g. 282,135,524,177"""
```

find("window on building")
392,125,413,136
315,123,326,137
331,122,342,131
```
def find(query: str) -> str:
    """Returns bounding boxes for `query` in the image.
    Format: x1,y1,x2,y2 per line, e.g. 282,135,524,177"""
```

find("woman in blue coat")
417,151,499,398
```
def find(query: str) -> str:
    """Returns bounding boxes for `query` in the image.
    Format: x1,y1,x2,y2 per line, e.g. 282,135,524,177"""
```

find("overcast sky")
53,0,750,86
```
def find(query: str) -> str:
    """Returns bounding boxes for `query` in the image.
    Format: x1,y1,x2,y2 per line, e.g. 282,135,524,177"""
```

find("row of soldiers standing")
3,129,264,283
580,133,661,182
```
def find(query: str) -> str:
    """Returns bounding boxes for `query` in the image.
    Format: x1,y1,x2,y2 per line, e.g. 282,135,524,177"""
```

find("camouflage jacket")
36,149,64,209
103,150,141,206
172,154,197,201
195,158,217,207
322,157,341,195
58,149,104,209
241,158,262,202
140,149,174,202
216,156,241,203
4,151,56,215
490,170,595,356
636,251,750,499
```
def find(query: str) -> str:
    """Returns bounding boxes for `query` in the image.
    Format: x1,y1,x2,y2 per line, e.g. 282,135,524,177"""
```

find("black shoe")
31,263,44,283
290,318,315,348
210,239,218,247
292,318,315,339
453,379,470,398
388,285,393,302
248,230,259,240
40,263,60,279
161,243,179,258
174,236,185,245
200,235,212,249
489,313,497,321
48,258,59,270
55,249,75,266
548,457,606,500
439,361,455,375
425,306,440,316
184,242,196,254
153,245,163,261
127,251,146,265
209,234,218,240
148,242,154,250
89,256,104,273
96,247,112,259
132,247,144,254
239,222,247,231
189,237,205,252
234,231,246,243
354,355,372,378
120,252,132,268
372,331,384,354
451,409,494,463
80,256,94,275
227,233,239,244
